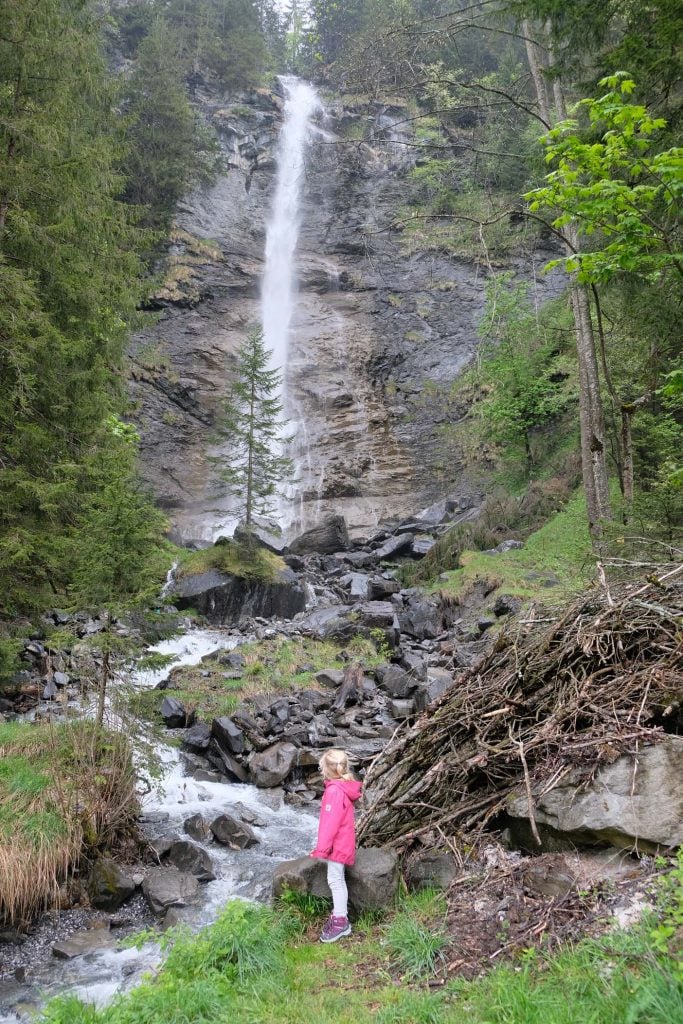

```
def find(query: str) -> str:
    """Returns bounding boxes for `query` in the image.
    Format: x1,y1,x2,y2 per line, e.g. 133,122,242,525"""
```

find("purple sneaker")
320,915,352,943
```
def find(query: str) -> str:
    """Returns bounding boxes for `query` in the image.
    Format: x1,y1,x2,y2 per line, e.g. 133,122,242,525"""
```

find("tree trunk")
523,21,612,541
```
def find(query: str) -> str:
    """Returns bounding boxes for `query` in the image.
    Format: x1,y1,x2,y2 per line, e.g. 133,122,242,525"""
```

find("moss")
177,540,285,584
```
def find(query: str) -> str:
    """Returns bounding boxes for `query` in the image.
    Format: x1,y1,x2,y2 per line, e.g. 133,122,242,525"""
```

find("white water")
0,629,317,1020
261,76,321,386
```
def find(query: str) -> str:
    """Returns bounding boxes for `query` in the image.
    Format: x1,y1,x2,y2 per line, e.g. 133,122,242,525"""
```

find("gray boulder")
405,852,459,891
183,813,210,841
289,515,350,554
375,663,417,698
89,858,136,911
142,867,199,916
166,840,216,882
211,716,245,755
356,601,395,629
160,696,189,728
507,735,683,852
249,741,297,786
413,667,453,711
210,813,259,848
174,567,306,625
273,848,399,913
398,596,445,640
53,928,115,959
375,534,414,560
182,722,211,754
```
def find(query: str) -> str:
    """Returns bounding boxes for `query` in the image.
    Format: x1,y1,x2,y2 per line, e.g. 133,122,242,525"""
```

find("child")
309,748,362,943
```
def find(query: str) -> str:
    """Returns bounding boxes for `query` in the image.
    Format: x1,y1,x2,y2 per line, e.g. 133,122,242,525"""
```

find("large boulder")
298,605,356,642
182,722,212,754
272,848,399,913
375,663,417,699
507,735,683,852
210,813,259,848
166,840,216,883
398,594,451,640
211,716,245,755
88,858,136,911
375,534,414,560
173,567,306,625
289,515,350,554
160,696,191,728
249,741,297,787
142,867,200,916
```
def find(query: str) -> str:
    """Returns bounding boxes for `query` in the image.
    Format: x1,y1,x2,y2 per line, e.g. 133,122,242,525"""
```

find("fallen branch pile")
358,567,683,849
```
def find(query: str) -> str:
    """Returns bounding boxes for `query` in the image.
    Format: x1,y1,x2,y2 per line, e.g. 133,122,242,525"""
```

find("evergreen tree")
217,328,293,531
122,18,210,229
0,0,166,616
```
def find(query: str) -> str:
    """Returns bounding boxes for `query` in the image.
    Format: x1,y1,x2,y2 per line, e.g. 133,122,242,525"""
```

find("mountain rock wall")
129,86,563,543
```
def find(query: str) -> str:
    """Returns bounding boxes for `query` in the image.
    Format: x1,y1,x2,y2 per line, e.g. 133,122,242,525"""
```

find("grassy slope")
39,892,682,1024
176,540,286,583
0,721,137,925
434,490,595,606
130,635,384,724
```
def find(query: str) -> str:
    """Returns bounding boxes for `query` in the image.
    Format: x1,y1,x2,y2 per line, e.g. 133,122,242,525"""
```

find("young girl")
309,748,362,943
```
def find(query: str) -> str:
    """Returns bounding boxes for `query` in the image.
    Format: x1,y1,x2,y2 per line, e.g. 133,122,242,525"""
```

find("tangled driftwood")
358,566,683,849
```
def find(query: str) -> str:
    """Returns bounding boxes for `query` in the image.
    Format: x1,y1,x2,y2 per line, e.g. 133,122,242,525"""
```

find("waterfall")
261,76,321,386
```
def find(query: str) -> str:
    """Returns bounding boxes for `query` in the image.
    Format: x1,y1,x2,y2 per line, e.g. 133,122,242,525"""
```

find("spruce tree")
217,328,293,532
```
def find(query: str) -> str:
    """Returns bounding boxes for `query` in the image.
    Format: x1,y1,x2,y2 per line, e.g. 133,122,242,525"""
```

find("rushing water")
261,76,321,386
0,629,317,1021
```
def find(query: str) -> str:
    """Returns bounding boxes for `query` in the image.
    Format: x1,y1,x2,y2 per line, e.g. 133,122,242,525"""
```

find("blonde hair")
319,748,354,781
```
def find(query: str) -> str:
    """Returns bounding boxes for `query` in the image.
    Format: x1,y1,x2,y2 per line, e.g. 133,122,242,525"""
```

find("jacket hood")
326,778,363,802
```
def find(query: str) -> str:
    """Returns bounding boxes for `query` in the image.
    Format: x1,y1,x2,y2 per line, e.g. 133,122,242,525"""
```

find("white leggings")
325,860,348,918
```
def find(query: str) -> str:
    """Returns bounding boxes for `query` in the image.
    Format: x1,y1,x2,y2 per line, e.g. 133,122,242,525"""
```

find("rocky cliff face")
129,86,562,543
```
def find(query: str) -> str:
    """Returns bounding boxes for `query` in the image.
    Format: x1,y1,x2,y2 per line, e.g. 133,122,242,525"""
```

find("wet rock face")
129,91,563,544
173,568,307,625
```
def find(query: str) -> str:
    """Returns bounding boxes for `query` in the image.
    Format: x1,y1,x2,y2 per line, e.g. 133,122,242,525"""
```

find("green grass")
0,721,137,925
177,538,286,583
38,898,682,1024
128,635,384,725
434,490,595,606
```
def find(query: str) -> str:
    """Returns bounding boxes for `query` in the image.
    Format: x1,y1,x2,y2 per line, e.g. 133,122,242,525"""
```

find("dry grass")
0,720,138,926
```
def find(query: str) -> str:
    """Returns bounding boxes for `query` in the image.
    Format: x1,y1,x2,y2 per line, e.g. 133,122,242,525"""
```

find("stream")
0,627,319,1021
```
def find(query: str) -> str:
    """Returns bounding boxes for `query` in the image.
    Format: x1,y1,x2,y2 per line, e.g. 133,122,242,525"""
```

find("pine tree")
217,328,293,532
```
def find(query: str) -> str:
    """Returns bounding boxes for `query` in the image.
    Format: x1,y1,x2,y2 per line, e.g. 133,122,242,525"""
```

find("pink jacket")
310,778,363,866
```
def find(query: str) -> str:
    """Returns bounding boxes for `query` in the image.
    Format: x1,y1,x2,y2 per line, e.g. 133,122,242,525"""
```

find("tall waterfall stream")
0,77,323,1022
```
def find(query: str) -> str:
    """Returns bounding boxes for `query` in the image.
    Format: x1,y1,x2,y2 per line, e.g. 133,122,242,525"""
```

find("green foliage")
527,75,683,285
178,538,285,583
384,912,448,980
277,887,331,920
122,18,218,230
651,850,683,981
0,0,168,618
215,327,293,530
465,275,576,469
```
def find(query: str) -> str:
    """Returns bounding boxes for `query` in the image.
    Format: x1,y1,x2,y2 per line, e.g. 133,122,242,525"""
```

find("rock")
211,716,245,755
405,852,459,891
507,735,683,852
88,859,137,911
174,567,306,625
398,649,427,680
183,813,210,841
142,867,200,915
231,802,268,827
160,696,190,728
340,573,370,601
356,601,395,629
298,605,356,642
273,848,399,913
484,539,523,555
194,769,224,783
53,671,70,687
375,663,417,698
233,517,285,554
52,927,115,959
210,814,259,848
249,741,297,787
315,668,345,688
413,667,453,711
368,576,401,600
42,678,58,700
411,537,435,558
167,840,216,883
493,594,522,617
477,617,496,634
522,857,579,899
207,745,249,783
289,515,350,554
375,533,414,560
398,597,437,640
389,698,415,719
182,722,211,754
